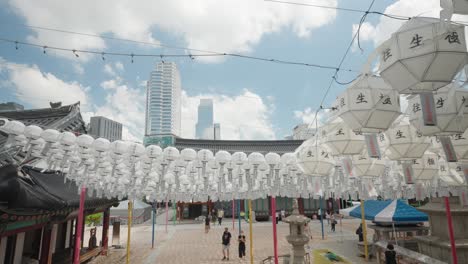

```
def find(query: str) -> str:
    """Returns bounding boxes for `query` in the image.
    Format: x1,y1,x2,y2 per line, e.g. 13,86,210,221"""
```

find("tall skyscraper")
196,99,214,139
214,123,221,140
88,116,122,142
144,62,181,145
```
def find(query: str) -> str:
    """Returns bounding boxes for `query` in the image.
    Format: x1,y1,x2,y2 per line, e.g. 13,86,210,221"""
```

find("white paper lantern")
335,75,401,132
352,153,386,178
447,130,468,160
181,148,197,162
441,0,468,17
408,83,468,136
163,146,180,162
411,152,439,181
439,160,466,186
322,118,365,156
295,139,335,177
379,17,467,94
382,122,431,160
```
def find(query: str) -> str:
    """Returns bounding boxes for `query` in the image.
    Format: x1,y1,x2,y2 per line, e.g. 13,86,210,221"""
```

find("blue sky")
0,0,441,141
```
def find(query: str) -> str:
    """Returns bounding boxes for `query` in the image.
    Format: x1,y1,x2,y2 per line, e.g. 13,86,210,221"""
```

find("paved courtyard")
89,216,376,264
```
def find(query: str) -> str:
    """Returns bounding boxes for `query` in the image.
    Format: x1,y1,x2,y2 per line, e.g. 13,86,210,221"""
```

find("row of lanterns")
0,116,466,203
1,15,468,205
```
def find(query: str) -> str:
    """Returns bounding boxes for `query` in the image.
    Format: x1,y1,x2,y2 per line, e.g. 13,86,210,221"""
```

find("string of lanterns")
1,15,468,205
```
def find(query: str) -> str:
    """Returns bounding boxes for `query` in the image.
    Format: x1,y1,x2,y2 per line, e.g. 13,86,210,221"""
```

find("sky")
0,0,445,142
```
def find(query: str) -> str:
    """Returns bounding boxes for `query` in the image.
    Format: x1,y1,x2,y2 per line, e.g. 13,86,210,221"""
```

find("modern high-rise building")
195,99,214,139
214,123,221,140
144,62,181,146
88,116,122,142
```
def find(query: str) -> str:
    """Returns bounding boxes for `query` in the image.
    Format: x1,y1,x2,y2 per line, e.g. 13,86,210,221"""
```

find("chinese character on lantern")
453,133,466,140
356,93,368,104
396,130,406,139
445,32,461,44
335,128,345,136
436,97,445,108
379,133,385,142
383,48,392,62
413,103,421,113
307,151,313,157
410,34,423,48
427,158,435,165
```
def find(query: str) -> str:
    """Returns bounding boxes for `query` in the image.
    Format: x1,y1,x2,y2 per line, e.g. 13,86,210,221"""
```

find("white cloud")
181,90,276,140
294,107,316,124
103,64,116,76
89,79,146,142
8,0,337,62
0,59,88,108
115,62,124,72
353,0,441,46
294,107,330,126
73,63,84,75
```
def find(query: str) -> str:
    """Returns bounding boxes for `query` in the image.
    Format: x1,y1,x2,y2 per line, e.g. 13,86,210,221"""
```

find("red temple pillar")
101,208,110,256
39,225,52,264
298,198,305,215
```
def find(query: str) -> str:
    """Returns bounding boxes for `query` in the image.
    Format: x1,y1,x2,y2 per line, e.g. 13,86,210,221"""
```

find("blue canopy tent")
342,200,428,223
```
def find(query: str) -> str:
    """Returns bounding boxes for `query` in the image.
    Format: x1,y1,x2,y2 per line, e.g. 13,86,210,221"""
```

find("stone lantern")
283,199,311,264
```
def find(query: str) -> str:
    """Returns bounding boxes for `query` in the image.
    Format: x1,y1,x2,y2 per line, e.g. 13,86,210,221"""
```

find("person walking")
275,211,279,224
238,230,246,260
330,213,336,232
356,223,364,242
205,214,211,233
218,209,224,226
222,227,232,261
385,243,397,264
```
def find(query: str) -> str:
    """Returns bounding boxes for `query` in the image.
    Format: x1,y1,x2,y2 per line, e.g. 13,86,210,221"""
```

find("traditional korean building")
0,103,118,264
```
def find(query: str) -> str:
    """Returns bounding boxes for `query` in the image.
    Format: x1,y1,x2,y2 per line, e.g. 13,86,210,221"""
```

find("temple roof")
0,103,86,168
174,137,303,154
0,102,86,132
0,165,119,232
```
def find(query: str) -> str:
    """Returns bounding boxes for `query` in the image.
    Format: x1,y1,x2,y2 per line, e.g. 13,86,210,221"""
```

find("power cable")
310,0,377,128
0,37,359,72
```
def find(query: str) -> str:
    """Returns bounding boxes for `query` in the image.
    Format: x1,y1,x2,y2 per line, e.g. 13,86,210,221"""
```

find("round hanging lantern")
322,118,365,156
448,130,468,160
295,138,335,177
379,17,467,94
335,75,401,132
408,83,468,136
411,152,439,181
439,160,466,186
352,153,386,178
382,121,431,160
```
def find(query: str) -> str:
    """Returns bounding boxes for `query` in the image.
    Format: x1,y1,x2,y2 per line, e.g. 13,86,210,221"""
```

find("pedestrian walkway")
91,218,376,264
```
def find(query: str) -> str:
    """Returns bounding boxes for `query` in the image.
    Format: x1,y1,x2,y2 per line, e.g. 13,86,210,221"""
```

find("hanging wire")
310,0,377,128
0,37,358,72
333,74,362,85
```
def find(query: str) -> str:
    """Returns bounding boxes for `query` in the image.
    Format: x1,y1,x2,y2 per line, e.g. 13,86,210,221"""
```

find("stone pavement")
91,218,376,264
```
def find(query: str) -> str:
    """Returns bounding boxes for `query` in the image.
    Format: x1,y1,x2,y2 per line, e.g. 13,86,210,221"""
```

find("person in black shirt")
222,227,232,261
356,224,363,242
238,230,246,259
385,243,397,264
205,214,211,233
